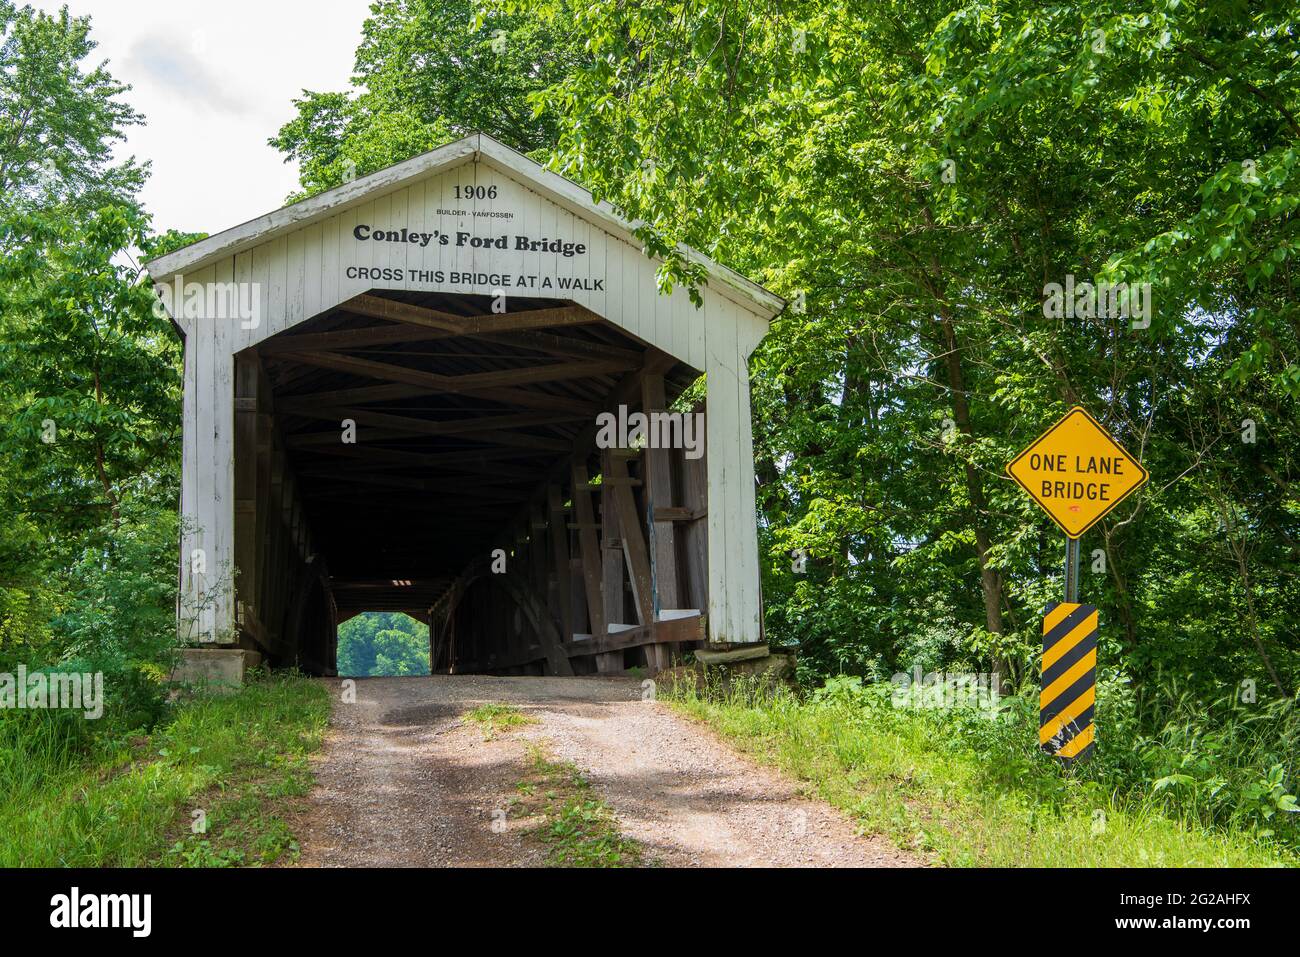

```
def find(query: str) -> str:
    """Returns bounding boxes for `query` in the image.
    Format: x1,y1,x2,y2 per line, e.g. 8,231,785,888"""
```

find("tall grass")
0,671,330,867
0,706,96,797
664,670,1297,867
1128,678,1299,835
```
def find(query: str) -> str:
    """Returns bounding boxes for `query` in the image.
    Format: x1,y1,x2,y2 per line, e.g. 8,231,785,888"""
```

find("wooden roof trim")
142,132,784,320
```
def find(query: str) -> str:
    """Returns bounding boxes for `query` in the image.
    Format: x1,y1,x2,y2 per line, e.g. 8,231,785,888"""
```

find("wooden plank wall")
226,351,336,668
431,432,708,676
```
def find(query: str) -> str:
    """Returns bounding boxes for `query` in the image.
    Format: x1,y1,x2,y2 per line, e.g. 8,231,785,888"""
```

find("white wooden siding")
170,155,772,646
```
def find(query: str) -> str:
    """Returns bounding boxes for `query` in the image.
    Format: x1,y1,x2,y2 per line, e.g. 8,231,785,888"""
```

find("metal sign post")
1006,406,1150,764
1064,536,1081,603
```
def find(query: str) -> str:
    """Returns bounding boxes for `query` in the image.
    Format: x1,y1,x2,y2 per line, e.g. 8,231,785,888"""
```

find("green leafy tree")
502,0,1298,698
337,613,430,676
0,204,181,534
269,0,587,199
0,3,182,730
276,0,1298,702
0,1,144,215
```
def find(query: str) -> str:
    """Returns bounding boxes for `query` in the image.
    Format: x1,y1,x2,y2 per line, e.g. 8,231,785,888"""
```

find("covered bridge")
146,133,781,677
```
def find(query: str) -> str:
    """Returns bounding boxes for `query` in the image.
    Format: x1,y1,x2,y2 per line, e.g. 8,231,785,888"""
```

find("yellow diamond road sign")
1006,406,1149,539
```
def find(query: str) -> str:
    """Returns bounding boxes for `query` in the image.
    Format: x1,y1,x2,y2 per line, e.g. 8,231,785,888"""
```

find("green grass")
0,671,330,867
511,745,645,867
664,674,1294,868
460,702,640,865
463,702,536,739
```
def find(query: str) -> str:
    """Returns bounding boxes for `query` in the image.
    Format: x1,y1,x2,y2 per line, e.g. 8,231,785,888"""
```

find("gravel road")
291,675,919,868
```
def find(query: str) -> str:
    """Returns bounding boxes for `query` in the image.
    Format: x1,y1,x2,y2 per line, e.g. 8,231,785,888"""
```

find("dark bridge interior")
231,290,709,676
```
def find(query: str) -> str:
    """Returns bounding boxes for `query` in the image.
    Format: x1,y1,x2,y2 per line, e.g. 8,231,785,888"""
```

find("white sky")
31,0,374,236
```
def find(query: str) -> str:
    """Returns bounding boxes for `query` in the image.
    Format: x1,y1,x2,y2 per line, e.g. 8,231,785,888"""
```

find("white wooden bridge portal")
146,133,781,677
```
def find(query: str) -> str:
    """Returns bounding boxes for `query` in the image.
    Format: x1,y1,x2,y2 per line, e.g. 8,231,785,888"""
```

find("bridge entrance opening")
232,290,707,676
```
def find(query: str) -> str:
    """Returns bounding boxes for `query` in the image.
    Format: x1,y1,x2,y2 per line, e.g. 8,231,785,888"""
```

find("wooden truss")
231,290,710,676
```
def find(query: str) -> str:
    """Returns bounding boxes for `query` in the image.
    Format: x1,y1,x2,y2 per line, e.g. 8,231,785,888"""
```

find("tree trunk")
936,309,1007,681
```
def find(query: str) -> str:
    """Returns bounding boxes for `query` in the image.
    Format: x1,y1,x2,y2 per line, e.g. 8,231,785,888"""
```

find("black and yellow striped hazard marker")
1040,602,1098,762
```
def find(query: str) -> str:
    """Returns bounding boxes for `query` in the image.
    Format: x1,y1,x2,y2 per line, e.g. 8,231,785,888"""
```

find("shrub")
45,502,180,733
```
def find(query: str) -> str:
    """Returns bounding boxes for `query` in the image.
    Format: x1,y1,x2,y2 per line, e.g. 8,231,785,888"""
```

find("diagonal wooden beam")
343,293,602,334
571,463,606,640
342,294,463,331
262,321,643,364
604,454,654,627
563,348,681,462
272,354,613,416
597,448,626,673
289,443,547,479
495,573,574,677
641,372,680,609
259,323,451,354
279,350,636,393
288,405,582,438
419,353,687,656
278,383,432,409
295,471,533,500
479,330,642,363
283,405,574,451
548,483,575,642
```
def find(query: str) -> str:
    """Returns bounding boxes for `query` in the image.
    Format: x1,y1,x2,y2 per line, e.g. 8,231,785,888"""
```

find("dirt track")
292,675,919,868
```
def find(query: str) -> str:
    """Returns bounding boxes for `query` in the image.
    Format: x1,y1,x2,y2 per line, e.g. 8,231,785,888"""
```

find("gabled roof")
144,132,784,319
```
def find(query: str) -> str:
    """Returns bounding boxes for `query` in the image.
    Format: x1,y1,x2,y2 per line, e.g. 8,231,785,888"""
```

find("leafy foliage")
336,612,431,676
488,0,1300,703
0,1,181,736
277,0,1300,846
0,1,144,214
268,0,587,198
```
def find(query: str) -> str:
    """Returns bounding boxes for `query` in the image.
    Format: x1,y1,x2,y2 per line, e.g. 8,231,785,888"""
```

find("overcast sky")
32,0,374,237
